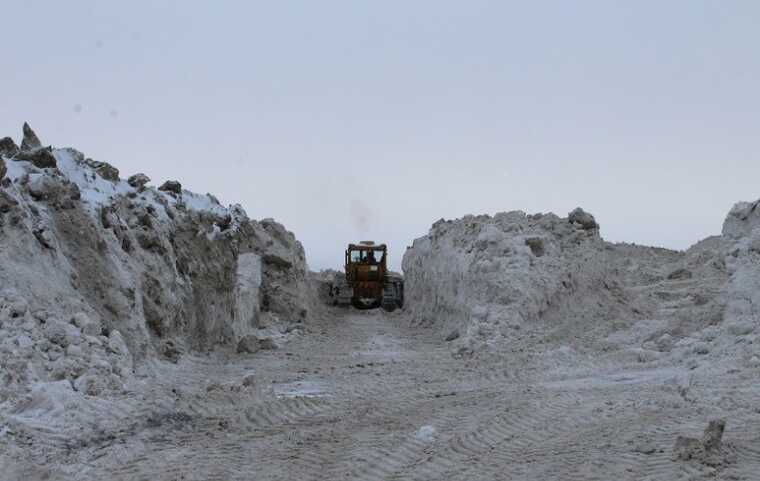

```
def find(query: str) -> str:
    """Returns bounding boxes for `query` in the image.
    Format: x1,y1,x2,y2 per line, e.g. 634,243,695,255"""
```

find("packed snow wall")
401,204,757,358
721,199,760,333
401,209,628,350
0,124,309,398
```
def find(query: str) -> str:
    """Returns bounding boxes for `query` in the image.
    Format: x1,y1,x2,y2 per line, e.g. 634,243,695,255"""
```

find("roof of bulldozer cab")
348,243,387,251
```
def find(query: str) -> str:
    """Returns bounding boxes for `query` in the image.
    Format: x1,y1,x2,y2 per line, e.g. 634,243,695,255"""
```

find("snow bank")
403,206,733,358
402,209,622,352
0,124,310,407
721,200,760,341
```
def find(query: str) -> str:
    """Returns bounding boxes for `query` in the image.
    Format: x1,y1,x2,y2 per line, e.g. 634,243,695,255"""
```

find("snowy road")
4,308,760,481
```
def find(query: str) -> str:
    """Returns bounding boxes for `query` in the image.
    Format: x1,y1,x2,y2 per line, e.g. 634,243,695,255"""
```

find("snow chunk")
54,149,131,209
180,190,229,217
415,425,437,442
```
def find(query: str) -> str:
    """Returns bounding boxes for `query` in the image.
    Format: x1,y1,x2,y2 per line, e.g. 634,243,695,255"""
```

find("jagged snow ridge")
4,147,233,222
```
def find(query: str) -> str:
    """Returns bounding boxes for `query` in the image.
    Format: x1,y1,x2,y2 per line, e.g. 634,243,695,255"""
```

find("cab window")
349,249,384,264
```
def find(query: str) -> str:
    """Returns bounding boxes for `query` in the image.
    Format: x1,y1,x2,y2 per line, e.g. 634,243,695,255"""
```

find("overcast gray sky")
2,1,759,270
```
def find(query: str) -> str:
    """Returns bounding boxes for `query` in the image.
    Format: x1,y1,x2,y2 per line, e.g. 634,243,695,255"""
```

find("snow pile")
721,200,760,330
695,199,760,367
0,124,310,408
403,209,624,353
402,206,736,359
